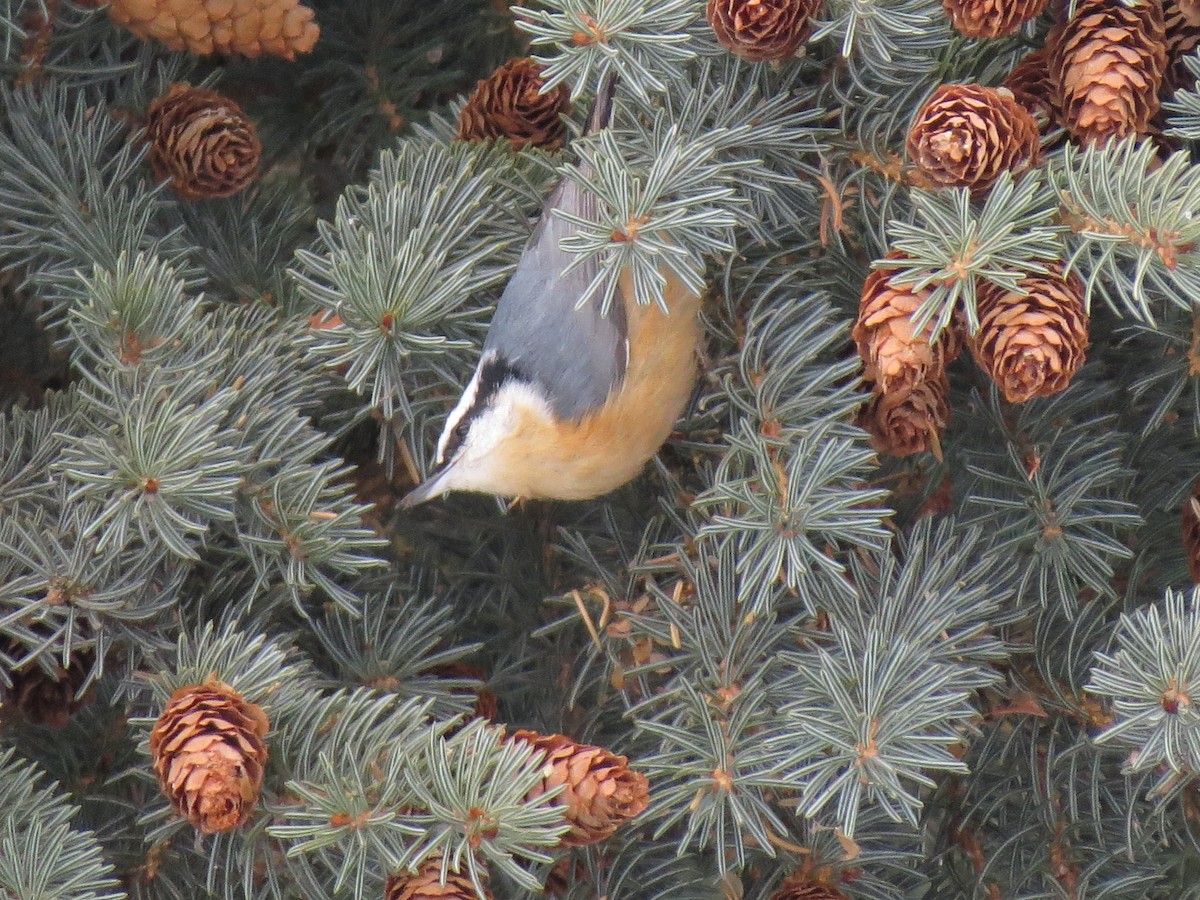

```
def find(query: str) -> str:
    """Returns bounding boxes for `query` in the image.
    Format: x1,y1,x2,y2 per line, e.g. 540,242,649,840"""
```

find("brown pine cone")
1050,0,1167,144
385,856,492,900
105,0,318,58
511,729,650,846
1182,483,1200,583
707,0,821,61
854,258,963,395
857,371,951,458
943,0,1049,40
968,265,1089,403
457,58,571,152
771,873,848,899
149,678,269,834
1005,46,1062,131
907,84,1042,193
2,649,93,729
145,84,261,201
1164,0,1200,90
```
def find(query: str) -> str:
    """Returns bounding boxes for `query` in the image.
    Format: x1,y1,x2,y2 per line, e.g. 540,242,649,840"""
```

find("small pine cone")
512,729,650,846
943,0,1049,40
771,873,848,900
707,0,821,61
457,58,571,151
385,856,492,900
857,371,951,458
968,266,1089,403
854,259,963,394
145,84,261,201
907,84,1041,193
1005,47,1062,130
1050,0,1167,145
149,678,269,834
1164,0,1200,90
105,0,319,59
1183,484,1200,583
2,650,93,729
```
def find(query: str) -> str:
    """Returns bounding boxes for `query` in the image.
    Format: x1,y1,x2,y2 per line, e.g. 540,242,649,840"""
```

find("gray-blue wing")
481,176,627,421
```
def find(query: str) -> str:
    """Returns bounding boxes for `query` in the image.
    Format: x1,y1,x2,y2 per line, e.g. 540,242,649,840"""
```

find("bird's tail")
584,71,619,136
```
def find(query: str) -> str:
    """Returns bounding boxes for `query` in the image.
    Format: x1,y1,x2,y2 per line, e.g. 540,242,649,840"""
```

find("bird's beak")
399,461,456,509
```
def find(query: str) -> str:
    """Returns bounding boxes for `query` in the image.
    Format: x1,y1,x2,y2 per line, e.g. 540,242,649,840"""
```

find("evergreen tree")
0,0,1199,897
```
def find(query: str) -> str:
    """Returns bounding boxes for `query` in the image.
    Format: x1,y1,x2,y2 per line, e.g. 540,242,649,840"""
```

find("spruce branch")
268,691,441,896
772,625,977,836
1052,139,1200,323
0,85,191,329
693,421,890,606
291,139,550,424
514,0,702,103
0,748,124,900
959,384,1142,610
1163,53,1200,140
401,720,571,892
884,171,1065,336
834,517,1016,674
1088,589,1200,779
67,253,203,373
55,369,245,561
235,461,386,614
310,584,486,719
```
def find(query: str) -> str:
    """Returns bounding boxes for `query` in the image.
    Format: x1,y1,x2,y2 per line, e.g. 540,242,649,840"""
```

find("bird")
400,75,702,507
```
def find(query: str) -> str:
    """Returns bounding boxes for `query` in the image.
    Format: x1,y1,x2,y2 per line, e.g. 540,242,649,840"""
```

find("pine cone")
145,84,262,201
857,371,951,458
1050,0,1167,145
385,856,492,900
968,265,1089,403
105,0,319,58
1164,0,1200,90
2,649,92,729
707,0,821,61
149,678,269,834
1004,46,1061,131
853,258,963,395
511,729,650,846
907,84,1041,193
771,873,848,900
457,58,571,151
943,0,1049,40
1183,484,1200,583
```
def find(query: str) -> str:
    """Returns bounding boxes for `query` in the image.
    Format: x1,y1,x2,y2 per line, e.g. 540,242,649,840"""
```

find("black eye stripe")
441,356,528,460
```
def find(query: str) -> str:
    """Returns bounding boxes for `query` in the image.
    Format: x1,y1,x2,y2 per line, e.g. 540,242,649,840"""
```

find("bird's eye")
453,421,469,442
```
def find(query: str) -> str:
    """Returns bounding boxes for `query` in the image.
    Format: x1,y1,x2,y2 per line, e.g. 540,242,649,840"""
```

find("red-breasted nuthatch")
401,76,702,506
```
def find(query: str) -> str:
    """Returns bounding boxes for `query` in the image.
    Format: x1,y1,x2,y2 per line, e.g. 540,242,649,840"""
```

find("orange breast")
495,269,702,500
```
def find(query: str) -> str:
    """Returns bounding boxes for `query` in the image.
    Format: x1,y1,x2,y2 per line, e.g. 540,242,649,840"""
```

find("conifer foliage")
0,0,1198,897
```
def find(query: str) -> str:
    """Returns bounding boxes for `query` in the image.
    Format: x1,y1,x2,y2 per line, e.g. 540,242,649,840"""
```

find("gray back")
481,176,627,421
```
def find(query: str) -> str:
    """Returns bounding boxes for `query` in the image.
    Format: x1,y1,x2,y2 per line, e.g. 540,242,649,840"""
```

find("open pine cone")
385,856,492,900
1050,0,1167,144
968,265,1089,404
1182,483,1200,583
854,258,962,395
457,58,571,151
943,0,1049,40
145,84,261,201
1165,0,1200,90
1004,46,1061,132
907,83,1041,193
1,649,92,728
771,875,848,900
857,371,951,458
105,0,319,58
149,678,269,834
707,0,821,61
511,729,649,846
